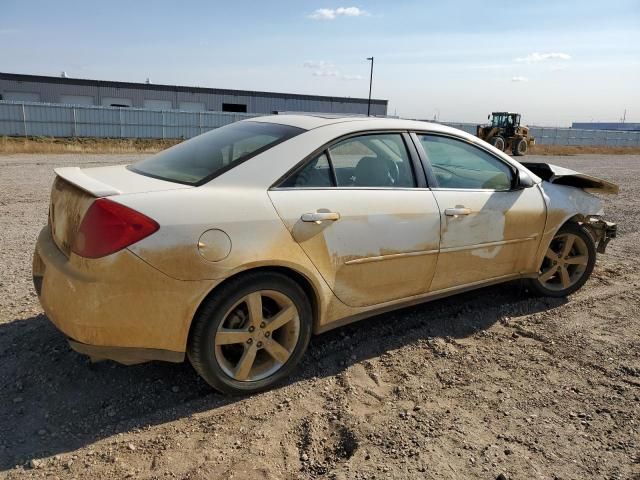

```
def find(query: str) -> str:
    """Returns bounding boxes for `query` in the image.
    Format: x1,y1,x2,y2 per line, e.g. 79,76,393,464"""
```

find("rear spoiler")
54,167,122,197
521,162,619,195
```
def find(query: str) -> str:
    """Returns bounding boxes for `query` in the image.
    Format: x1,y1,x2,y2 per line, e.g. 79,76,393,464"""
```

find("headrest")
354,156,394,187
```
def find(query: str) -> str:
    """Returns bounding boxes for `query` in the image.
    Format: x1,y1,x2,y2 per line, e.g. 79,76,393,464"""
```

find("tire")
490,136,506,151
526,223,596,297
188,272,312,395
512,137,528,156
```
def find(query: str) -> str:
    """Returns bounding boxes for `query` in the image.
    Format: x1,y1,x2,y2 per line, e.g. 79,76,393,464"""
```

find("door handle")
301,211,341,223
444,207,471,216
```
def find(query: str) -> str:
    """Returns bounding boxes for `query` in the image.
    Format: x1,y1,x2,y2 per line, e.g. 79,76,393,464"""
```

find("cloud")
312,69,339,77
308,7,368,20
312,70,362,80
303,60,334,69
511,76,528,82
304,61,363,80
0,28,19,35
515,52,571,63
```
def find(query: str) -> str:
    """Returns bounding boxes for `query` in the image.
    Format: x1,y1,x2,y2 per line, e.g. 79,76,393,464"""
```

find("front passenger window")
418,135,513,190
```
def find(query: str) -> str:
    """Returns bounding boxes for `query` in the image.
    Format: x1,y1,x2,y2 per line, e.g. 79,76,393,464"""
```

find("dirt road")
1,154,638,479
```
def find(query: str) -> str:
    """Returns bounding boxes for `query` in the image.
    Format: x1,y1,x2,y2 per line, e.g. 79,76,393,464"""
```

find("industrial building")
0,72,387,116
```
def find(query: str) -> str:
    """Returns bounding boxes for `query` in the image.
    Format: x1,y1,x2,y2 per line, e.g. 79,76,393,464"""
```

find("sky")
1,0,639,125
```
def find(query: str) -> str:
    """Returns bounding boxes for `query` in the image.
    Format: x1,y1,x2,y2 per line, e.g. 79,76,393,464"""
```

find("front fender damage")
527,161,619,255
537,180,618,272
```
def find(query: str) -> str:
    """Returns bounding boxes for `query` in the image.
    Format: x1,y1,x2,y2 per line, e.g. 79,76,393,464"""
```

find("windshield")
129,121,304,185
491,114,508,127
491,114,518,128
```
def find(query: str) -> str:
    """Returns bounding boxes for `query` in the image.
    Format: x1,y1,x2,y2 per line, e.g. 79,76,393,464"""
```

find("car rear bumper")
33,226,214,362
67,338,184,365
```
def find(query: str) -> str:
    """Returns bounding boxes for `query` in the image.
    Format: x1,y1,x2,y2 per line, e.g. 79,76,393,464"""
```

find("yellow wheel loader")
477,112,535,156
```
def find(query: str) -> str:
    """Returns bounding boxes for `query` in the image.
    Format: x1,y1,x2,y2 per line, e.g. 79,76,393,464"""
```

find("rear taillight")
72,199,159,259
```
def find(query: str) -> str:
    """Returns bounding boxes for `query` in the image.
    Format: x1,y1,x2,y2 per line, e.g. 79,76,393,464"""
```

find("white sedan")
33,115,618,394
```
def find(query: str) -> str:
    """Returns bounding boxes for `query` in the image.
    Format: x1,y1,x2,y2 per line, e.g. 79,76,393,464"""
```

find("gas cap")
197,229,232,262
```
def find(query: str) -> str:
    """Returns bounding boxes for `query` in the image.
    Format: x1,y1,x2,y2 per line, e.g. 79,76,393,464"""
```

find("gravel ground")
0,153,639,480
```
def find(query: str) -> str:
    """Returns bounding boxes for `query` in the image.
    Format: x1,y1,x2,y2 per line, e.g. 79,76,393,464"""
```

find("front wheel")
513,137,528,156
526,223,596,297
490,136,506,151
188,272,312,395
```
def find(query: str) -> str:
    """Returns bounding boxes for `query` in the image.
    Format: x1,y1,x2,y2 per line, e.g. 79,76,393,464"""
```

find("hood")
520,162,619,194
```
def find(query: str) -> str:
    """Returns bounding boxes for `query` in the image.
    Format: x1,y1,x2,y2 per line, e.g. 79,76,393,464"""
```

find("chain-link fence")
442,122,640,147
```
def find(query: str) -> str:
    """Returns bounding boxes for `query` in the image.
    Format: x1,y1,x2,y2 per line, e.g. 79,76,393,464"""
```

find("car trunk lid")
49,165,191,257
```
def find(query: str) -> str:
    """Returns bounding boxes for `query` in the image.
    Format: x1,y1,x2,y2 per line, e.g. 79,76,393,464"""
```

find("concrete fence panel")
2,101,639,146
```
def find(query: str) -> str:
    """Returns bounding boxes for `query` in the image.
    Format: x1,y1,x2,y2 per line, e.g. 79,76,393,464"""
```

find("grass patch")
0,136,181,154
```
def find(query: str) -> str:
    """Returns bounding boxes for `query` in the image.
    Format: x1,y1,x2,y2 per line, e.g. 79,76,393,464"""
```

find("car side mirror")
514,170,534,189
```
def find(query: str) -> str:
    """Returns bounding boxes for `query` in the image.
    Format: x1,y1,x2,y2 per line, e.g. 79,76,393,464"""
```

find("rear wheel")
490,136,506,151
526,223,596,297
512,137,528,156
188,272,312,395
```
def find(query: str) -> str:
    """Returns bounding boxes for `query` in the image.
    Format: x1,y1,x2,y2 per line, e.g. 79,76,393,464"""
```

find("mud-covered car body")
33,115,617,365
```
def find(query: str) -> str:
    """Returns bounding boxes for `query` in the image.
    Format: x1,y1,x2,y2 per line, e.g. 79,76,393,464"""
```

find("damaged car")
33,115,618,394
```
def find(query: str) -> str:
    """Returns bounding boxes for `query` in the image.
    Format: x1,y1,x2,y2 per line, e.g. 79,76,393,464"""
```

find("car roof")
246,114,542,185
249,114,465,136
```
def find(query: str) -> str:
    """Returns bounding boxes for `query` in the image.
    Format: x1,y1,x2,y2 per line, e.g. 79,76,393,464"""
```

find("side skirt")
315,273,535,334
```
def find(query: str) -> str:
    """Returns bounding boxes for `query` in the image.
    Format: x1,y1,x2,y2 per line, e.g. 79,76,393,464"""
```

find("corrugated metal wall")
0,77,388,116
0,101,263,138
2,102,640,146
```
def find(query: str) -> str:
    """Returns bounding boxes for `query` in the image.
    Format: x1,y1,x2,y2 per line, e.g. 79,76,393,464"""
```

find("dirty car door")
268,133,441,308
415,134,546,291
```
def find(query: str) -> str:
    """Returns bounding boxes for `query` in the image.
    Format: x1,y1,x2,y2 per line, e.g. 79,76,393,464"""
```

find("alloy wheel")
538,232,589,291
214,290,300,382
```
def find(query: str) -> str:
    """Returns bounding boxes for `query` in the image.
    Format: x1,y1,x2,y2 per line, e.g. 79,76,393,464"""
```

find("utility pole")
366,57,374,116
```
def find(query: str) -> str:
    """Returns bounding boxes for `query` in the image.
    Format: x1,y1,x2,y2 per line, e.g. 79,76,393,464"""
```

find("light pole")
366,56,374,116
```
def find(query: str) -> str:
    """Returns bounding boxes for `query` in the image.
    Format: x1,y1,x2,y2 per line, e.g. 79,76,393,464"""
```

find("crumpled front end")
521,162,619,194
533,179,618,271
584,217,617,253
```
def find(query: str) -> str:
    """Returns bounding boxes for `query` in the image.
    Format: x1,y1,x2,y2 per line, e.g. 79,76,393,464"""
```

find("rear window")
128,121,304,185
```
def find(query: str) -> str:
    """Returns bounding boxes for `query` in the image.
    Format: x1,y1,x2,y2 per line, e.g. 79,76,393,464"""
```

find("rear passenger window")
280,153,334,188
329,133,415,187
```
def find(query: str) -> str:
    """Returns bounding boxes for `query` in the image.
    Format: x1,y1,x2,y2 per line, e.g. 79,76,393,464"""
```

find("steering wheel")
432,164,454,183
385,159,400,185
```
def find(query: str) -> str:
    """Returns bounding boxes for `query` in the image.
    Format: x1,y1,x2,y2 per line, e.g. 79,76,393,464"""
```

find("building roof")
0,72,388,106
